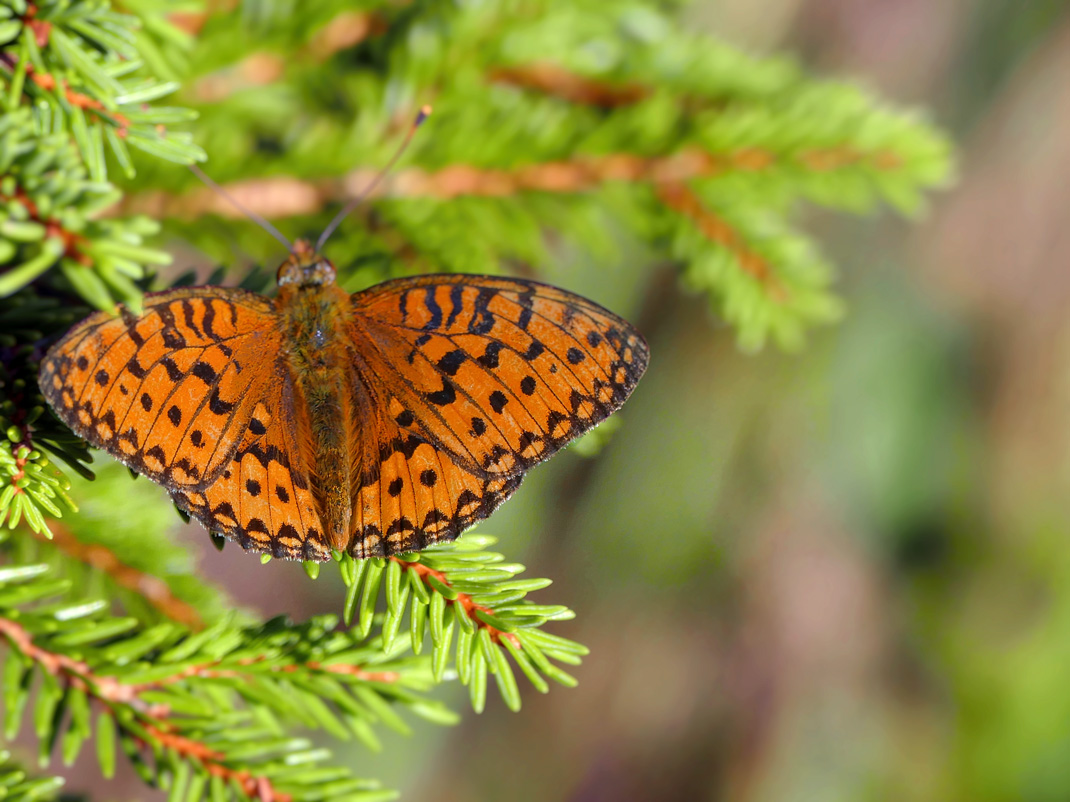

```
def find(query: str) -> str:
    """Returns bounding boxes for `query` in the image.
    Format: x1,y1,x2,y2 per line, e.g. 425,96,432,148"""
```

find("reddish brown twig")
25,69,130,135
141,721,291,802
34,520,205,629
117,148,721,220
490,62,649,108
0,616,404,801
390,557,520,648
798,146,902,171
22,3,52,47
6,6,129,133
0,185,92,266
121,142,904,224
657,182,789,302
0,617,162,710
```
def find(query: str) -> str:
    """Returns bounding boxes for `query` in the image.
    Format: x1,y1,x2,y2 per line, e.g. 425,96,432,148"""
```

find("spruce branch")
0,552,457,801
29,519,206,629
330,533,586,714
0,0,205,171
0,521,586,796
0,749,64,800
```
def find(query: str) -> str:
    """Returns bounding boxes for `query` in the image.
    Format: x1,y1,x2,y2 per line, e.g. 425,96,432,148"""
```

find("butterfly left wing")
40,287,281,489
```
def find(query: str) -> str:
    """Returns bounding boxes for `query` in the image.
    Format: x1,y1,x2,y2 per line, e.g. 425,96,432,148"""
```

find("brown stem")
141,720,291,802
25,69,130,135
0,186,92,267
391,557,520,648
119,143,903,224
33,521,205,630
490,62,649,108
657,182,790,302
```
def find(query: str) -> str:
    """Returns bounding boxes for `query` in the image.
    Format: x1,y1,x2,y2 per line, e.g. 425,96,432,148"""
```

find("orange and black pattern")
40,287,280,488
346,275,648,555
41,261,647,561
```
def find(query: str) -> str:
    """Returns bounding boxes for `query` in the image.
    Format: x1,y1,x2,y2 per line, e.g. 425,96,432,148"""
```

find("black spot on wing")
478,342,502,369
523,341,545,361
426,380,457,407
437,349,467,376
208,387,235,415
191,361,218,385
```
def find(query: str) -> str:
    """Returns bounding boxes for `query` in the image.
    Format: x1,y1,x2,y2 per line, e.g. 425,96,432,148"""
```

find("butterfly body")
275,253,359,550
40,242,649,561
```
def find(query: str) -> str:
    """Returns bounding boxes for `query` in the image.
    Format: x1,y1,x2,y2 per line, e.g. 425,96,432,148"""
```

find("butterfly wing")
170,375,330,561
345,274,648,556
41,285,330,560
40,286,287,489
345,370,523,557
350,274,649,475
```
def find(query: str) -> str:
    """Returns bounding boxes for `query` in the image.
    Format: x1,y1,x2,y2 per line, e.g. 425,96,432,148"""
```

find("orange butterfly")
39,240,648,561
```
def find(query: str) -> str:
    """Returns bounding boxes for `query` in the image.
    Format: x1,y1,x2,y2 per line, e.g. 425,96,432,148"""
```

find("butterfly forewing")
41,287,283,489
349,275,649,478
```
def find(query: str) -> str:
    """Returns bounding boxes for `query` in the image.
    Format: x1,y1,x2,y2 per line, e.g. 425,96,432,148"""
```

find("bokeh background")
58,0,1070,799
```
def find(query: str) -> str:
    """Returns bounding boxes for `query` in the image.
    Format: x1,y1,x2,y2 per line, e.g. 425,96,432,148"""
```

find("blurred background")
62,0,1070,799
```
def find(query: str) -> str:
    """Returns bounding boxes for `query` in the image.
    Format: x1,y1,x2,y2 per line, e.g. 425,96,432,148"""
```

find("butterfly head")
277,239,337,287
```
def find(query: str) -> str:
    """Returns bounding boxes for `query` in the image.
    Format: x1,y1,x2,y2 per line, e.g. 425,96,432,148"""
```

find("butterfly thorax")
275,248,355,552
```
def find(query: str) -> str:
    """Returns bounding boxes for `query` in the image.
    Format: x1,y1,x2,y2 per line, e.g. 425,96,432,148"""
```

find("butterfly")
39,240,648,561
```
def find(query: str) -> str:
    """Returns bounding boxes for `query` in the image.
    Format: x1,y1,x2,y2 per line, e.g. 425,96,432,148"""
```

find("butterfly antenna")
315,104,432,253
187,163,294,252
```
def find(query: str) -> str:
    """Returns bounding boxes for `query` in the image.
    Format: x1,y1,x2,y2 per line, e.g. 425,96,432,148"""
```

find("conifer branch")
333,534,586,713
0,748,64,799
0,553,456,800
30,520,205,629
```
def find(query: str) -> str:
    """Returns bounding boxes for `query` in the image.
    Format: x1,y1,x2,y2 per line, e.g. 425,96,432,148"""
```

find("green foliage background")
3,0,1062,800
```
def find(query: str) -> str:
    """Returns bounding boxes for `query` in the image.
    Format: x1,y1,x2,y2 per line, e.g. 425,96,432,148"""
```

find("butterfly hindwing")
171,378,330,561
349,395,524,557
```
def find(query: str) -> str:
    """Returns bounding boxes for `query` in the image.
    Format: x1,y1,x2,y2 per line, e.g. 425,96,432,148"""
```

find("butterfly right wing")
40,286,280,490
348,275,649,477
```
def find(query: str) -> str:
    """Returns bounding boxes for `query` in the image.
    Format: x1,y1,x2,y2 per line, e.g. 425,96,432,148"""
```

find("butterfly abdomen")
278,283,357,551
